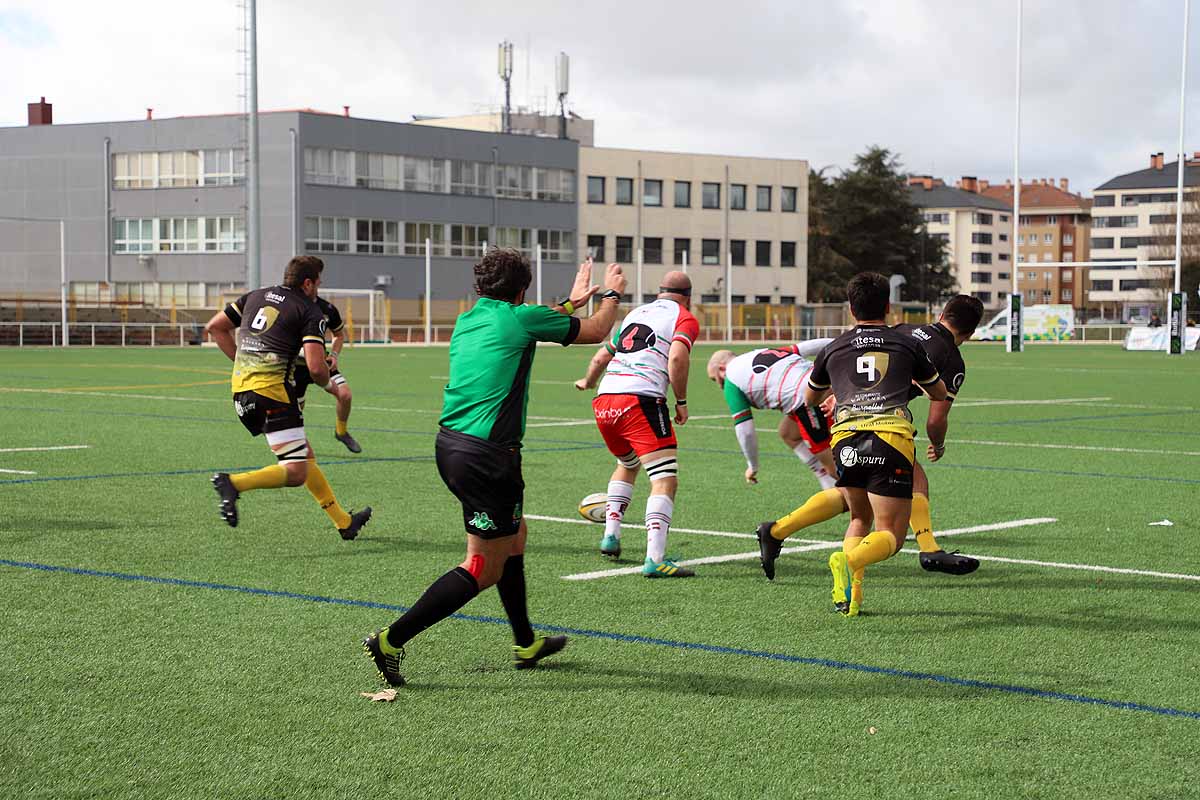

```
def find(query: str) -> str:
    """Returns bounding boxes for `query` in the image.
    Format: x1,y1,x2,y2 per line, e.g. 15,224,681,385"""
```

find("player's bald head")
707,349,734,382
659,271,691,294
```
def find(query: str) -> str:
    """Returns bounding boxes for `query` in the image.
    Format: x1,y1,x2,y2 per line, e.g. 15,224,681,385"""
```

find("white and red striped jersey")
723,339,833,414
597,298,699,398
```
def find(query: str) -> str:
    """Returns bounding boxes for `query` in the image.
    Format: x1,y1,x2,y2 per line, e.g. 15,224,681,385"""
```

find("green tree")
807,146,954,304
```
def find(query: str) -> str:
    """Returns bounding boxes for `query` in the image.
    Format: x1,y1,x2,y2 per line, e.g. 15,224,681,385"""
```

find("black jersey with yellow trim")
895,322,966,402
314,296,344,336
808,323,940,431
224,286,326,397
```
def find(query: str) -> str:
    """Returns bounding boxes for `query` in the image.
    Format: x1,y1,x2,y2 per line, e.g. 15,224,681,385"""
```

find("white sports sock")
645,494,674,563
794,443,837,490
605,480,633,540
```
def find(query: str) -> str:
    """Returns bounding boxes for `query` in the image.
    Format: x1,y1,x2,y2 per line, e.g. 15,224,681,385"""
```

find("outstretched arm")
667,340,690,425
576,345,614,390
723,380,759,483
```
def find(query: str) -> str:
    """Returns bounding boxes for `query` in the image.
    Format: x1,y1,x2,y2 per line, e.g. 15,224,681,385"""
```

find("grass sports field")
1,342,1198,799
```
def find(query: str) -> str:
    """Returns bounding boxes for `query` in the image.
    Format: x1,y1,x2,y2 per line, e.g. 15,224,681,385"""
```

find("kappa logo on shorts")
470,511,497,531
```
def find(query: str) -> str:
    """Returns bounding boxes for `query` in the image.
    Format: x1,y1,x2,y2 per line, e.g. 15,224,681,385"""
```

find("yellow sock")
846,530,898,572
305,462,351,529
230,464,288,492
843,535,865,606
335,418,348,436
771,488,845,540
911,493,940,553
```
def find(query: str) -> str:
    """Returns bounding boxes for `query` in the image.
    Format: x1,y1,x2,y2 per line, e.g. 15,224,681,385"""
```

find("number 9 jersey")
223,285,327,399
807,323,941,430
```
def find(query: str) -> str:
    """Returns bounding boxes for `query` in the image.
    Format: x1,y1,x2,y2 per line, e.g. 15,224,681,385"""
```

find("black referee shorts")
435,427,524,539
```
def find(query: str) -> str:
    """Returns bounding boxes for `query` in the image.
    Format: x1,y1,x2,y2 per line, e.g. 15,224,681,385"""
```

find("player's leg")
602,456,639,558
212,392,307,528
327,371,361,453
622,396,691,578
778,413,837,490
911,462,979,575
827,487,873,613
303,448,372,540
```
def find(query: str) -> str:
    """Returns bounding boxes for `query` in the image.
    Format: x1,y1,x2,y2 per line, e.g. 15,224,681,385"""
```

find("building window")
304,147,353,186
1062,288,1073,301
494,164,532,199
702,238,721,265
1092,215,1138,229
451,160,493,196
1043,233,1052,244
780,241,796,267
973,291,992,303
700,293,720,303
924,212,949,224
1063,233,1073,245
355,152,402,190
1091,279,1113,291
730,240,746,266
616,178,634,205
755,295,772,303
156,151,200,187
1063,252,1073,263
702,182,721,209
673,238,690,265
112,218,155,252
405,222,448,256
153,217,199,252
973,212,994,225
450,224,488,258
999,291,1008,301
1094,195,1115,207
587,235,605,261
999,233,1008,242
1046,215,1058,224
756,185,771,211
781,186,797,212
355,219,401,254
616,236,634,263
204,217,246,252
587,176,605,204
1062,270,1073,283
1000,214,1009,222
674,181,691,208
1120,236,1156,248
998,272,1010,280
304,216,350,253
731,294,746,303
644,237,663,264
1091,237,1115,249
779,295,796,305
1120,279,1156,291
730,184,746,210
755,240,771,267
970,272,993,284
643,179,663,207
537,229,575,261
971,252,992,264
1017,235,1025,245
1043,271,1053,280
1025,271,1037,280
1029,254,1038,263
1017,254,1025,262
930,232,949,242
999,253,1010,261
972,232,993,244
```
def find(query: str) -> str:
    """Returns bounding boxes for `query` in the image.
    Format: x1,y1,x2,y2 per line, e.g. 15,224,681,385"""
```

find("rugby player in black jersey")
803,272,947,615
203,256,371,538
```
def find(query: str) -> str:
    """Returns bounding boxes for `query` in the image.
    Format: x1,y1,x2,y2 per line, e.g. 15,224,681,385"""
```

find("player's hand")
326,352,338,370
604,263,627,296
674,403,688,425
574,378,591,391
744,467,758,485
820,395,836,417
926,442,946,462
568,257,599,309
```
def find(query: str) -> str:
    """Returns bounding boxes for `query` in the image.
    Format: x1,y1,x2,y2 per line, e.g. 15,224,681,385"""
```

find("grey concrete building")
0,102,580,312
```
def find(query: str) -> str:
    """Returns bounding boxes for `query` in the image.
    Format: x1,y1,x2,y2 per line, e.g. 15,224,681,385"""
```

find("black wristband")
675,399,687,406
598,290,621,302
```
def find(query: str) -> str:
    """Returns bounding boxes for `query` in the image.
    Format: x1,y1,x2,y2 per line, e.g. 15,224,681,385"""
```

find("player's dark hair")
846,272,890,320
941,294,985,333
282,255,324,290
474,248,531,302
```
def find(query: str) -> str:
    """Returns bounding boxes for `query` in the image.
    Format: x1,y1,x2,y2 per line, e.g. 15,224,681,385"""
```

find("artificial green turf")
1,343,1198,799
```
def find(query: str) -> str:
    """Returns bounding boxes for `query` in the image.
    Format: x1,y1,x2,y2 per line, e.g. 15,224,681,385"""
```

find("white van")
972,304,1075,342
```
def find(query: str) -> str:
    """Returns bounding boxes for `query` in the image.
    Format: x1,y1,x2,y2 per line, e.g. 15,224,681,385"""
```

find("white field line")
527,420,598,428
894,549,1200,582
564,542,836,580
952,396,1110,408
0,468,37,475
0,445,90,453
10,387,225,404
947,438,1200,457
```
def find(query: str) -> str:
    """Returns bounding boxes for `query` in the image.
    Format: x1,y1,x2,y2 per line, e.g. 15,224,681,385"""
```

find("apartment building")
908,176,1013,309
980,178,1092,313
1090,152,1200,320
578,147,808,305
0,99,579,307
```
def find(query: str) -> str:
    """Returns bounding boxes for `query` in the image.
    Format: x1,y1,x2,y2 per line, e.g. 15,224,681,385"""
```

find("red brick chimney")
1151,152,1164,170
1059,178,1069,191
27,96,52,125
343,105,350,117
146,108,154,120
907,175,935,190
960,176,978,193
979,179,990,191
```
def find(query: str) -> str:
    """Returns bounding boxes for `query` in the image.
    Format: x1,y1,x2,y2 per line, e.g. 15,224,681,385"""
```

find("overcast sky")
2,0,1196,192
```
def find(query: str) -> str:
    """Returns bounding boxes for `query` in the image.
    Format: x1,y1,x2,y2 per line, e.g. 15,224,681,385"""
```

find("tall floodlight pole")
1007,0,1024,353
1170,0,1191,355
246,0,261,290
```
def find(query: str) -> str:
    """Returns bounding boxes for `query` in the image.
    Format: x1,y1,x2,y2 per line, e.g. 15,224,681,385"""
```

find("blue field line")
2,557,1197,722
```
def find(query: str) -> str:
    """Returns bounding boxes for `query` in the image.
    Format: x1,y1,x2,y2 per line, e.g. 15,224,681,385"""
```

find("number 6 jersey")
807,323,941,430
223,285,327,399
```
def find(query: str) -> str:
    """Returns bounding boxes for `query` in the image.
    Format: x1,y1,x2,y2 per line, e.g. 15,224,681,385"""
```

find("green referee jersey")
439,297,581,446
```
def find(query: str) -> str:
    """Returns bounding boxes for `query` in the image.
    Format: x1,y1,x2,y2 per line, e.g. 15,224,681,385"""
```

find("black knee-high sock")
386,566,479,648
496,554,535,648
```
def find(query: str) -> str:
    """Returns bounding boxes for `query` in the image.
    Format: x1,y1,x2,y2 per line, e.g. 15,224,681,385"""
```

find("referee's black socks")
496,555,535,648
385,566,479,650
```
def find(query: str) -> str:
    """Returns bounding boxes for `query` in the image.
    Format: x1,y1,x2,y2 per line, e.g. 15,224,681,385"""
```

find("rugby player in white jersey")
574,271,698,577
704,339,837,490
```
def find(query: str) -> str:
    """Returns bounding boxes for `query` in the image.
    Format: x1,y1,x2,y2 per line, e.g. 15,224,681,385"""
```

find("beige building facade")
578,147,808,306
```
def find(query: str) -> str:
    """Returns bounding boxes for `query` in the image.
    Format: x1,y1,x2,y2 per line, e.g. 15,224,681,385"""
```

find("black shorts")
435,427,524,539
833,432,914,499
786,403,833,454
233,387,304,438
294,364,344,396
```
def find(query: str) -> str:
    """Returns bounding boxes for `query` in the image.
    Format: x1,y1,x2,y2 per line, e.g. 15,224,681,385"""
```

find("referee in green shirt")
364,250,627,686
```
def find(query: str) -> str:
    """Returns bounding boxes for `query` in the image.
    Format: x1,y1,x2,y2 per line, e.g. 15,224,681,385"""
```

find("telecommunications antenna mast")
498,41,514,133
555,52,570,139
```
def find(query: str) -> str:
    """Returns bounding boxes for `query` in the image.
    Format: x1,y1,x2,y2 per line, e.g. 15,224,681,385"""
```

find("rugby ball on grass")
578,493,608,523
